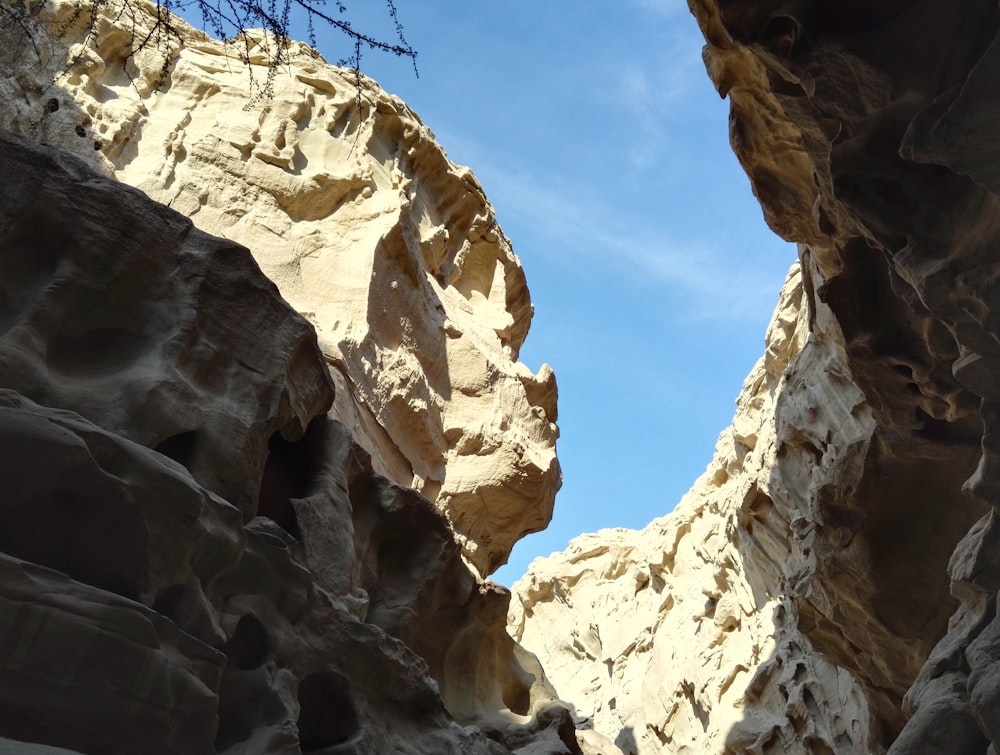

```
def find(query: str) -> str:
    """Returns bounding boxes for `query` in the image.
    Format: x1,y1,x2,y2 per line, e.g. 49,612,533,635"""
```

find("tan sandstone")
0,74,578,755
515,1,1000,753
9,0,1000,751
0,0,558,577
0,1,583,751
512,264,884,753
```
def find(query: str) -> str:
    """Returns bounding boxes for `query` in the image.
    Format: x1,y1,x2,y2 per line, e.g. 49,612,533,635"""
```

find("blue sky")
283,3,796,584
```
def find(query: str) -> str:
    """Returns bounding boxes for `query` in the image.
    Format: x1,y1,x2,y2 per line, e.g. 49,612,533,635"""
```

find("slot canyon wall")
0,1,591,753
5,0,1000,753
511,1,1000,753
0,0,560,580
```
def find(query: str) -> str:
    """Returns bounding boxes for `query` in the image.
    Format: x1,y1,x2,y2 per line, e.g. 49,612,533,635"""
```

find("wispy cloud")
423,7,793,328
469,158,793,323
629,0,689,19
593,15,709,173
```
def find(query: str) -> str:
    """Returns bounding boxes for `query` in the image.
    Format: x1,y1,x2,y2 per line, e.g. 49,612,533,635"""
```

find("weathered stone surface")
0,128,574,753
0,126,332,520
513,267,886,753
950,513,1000,601
0,0,558,576
514,1,1000,752
0,740,83,755
0,548,224,754
687,1,1000,750
12,0,1000,749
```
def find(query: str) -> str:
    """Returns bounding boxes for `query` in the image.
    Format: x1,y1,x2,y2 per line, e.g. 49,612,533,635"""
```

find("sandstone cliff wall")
9,0,1000,752
0,0,558,577
0,123,587,755
0,1,585,752
512,263,891,753
513,1,1000,753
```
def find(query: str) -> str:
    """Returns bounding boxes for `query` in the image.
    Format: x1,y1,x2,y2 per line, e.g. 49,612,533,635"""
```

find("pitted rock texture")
691,0,1000,751
0,129,578,754
514,2,1000,753
512,266,890,753
0,124,330,519
0,0,559,577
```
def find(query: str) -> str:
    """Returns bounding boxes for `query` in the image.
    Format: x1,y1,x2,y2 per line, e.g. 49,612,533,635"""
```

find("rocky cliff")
0,0,558,579
512,1,1000,753
7,0,1000,753
0,125,590,753
0,1,581,753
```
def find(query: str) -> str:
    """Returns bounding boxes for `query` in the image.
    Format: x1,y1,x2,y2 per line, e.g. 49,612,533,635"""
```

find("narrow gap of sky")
197,2,797,585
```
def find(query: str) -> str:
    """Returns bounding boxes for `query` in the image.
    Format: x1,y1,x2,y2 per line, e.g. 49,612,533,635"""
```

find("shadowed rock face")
688,0,1000,750
0,130,580,754
0,125,331,520
11,0,1000,750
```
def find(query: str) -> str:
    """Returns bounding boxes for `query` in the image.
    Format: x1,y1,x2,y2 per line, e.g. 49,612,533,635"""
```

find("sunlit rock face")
0,0,559,577
0,0,583,749
513,266,892,753
0,127,588,754
513,2,1000,753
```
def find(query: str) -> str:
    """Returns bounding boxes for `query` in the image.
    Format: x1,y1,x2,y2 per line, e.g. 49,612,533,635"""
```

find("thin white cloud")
629,0,689,19
594,19,708,174
470,159,792,323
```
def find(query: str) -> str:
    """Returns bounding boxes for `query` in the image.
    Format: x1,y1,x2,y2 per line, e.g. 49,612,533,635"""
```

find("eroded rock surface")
513,266,894,753
0,0,559,576
0,129,576,753
514,2,1000,753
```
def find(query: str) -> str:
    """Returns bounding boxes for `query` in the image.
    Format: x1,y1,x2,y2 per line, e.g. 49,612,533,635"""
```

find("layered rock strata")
514,1,1000,752
0,0,559,577
0,127,581,753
